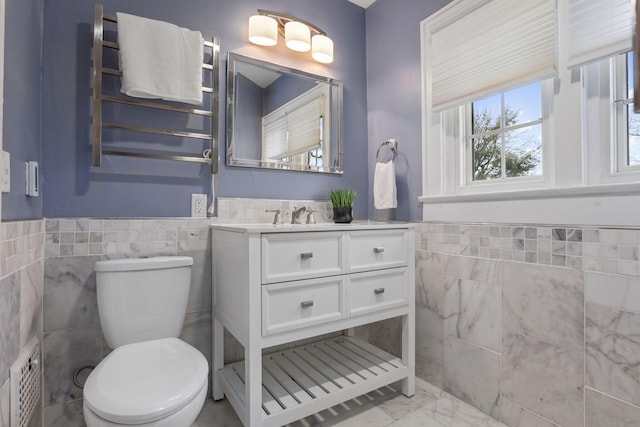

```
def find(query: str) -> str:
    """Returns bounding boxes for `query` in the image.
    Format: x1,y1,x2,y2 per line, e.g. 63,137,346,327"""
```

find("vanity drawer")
262,276,344,335
347,268,408,316
262,232,344,283
348,230,408,273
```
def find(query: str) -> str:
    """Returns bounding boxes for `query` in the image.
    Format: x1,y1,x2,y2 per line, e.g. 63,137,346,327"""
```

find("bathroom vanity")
210,222,415,427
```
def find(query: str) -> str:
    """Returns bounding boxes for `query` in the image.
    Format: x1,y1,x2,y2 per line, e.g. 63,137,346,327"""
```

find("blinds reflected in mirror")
261,85,328,161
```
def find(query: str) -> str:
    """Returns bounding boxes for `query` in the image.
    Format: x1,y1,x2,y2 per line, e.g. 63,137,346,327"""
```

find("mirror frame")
226,52,344,174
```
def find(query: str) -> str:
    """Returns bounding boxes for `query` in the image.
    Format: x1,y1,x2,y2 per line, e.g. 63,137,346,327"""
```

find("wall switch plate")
191,194,207,217
0,151,10,193
25,161,39,197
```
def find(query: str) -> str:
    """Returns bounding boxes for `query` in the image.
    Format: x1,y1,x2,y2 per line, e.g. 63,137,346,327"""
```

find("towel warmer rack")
91,4,220,174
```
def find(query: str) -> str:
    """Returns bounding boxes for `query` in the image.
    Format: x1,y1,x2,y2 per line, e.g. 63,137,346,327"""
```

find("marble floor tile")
443,337,500,419
586,304,640,406
443,276,500,352
502,331,583,427
387,409,447,427
586,387,640,426
420,391,505,427
375,384,440,420
43,399,85,427
191,398,242,427
502,261,584,352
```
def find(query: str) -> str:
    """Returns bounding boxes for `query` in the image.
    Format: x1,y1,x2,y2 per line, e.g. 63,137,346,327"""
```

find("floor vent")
10,337,41,427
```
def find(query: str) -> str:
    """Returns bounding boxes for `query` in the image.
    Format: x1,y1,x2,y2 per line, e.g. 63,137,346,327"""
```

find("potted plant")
329,189,356,223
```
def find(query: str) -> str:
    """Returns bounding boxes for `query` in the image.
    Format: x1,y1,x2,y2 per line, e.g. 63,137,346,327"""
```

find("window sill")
420,182,640,226
419,182,640,204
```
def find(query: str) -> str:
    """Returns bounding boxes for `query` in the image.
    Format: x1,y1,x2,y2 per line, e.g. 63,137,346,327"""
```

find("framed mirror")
226,53,343,173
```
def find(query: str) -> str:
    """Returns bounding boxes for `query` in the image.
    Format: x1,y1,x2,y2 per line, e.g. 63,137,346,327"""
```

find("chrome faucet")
291,206,307,224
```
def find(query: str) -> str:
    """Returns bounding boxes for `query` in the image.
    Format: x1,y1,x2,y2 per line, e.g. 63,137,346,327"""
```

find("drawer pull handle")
301,300,314,308
374,288,385,295
374,247,385,253
300,252,314,260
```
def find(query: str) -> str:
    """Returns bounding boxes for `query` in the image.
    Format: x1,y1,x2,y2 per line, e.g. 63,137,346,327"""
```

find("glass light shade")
285,21,311,52
312,35,334,64
248,15,278,46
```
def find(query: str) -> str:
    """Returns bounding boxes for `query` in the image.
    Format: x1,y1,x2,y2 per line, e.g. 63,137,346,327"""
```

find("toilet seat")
83,338,208,425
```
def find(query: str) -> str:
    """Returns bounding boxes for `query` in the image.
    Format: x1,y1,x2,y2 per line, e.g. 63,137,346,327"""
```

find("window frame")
612,52,640,175
461,85,546,186
437,79,555,197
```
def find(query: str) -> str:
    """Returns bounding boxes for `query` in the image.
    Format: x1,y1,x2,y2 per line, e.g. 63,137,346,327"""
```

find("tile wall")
0,220,44,427
216,197,332,224
416,221,640,427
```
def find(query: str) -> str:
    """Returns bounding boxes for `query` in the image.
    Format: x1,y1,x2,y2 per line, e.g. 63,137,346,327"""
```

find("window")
613,52,640,172
420,0,640,226
466,82,543,183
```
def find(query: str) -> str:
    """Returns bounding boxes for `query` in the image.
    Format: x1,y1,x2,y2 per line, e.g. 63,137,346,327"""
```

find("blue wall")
4,0,453,220
235,74,263,160
2,0,44,220
38,0,368,218
364,0,450,222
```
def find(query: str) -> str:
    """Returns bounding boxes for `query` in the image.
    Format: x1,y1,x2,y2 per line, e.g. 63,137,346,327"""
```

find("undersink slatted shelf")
219,336,408,427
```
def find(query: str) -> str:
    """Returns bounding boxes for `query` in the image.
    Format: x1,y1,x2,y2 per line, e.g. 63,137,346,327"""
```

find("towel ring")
376,139,397,162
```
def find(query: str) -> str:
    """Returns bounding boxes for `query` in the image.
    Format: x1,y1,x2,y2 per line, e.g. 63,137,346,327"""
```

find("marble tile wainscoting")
41,218,213,427
0,220,45,427
415,222,640,427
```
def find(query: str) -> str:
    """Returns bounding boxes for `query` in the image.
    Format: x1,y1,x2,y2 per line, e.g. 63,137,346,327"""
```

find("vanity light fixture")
248,9,334,64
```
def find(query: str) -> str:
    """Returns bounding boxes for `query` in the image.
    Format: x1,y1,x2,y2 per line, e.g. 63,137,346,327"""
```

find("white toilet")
83,256,209,427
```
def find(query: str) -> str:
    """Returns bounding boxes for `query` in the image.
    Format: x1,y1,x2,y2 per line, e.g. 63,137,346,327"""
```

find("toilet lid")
83,338,208,425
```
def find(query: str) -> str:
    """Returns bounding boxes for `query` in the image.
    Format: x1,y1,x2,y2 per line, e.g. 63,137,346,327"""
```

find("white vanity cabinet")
211,223,415,427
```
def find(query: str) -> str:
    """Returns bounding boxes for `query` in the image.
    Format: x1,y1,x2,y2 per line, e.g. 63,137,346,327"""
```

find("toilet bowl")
83,338,208,427
83,257,208,427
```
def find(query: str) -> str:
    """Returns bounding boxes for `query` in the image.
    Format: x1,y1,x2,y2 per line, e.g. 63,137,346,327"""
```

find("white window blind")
287,96,323,155
261,114,288,160
261,86,325,160
567,0,633,68
427,0,557,111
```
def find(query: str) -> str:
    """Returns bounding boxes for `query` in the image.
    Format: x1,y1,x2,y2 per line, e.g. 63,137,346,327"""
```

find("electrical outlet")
191,194,207,218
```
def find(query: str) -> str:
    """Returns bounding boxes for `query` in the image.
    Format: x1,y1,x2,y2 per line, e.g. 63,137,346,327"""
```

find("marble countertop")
209,221,415,233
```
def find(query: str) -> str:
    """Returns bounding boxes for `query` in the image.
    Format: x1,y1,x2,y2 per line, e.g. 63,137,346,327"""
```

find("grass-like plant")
329,189,356,208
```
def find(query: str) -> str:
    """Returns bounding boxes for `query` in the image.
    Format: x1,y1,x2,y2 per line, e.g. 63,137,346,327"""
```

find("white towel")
116,12,204,105
374,161,397,209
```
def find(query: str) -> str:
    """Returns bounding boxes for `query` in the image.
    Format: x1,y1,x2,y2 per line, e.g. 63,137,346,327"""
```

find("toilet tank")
95,256,194,349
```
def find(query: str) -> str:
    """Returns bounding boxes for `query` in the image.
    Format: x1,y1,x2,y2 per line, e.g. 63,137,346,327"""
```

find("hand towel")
116,12,204,105
374,160,397,209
